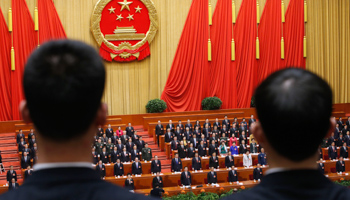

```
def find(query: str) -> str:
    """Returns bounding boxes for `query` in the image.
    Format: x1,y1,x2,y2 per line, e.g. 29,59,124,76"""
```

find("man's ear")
252,122,265,146
95,103,107,126
20,100,32,123
325,117,336,138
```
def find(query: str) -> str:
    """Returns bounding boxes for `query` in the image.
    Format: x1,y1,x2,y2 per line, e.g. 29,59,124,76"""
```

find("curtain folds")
11,0,37,120
0,8,12,121
38,0,67,44
209,0,237,109
160,0,210,112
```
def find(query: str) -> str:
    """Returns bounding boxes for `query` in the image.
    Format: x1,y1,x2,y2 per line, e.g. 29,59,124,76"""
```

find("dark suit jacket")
228,170,238,182
21,156,30,169
202,128,211,138
125,142,135,153
207,171,217,184
105,128,114,138
125,178,135,190
96,164,106,178
328,146,338,160
198,145,207,157
132,162,142,175
225,155,235,168
239,144,247,154
8,183,19,190
6,171,17,182
155,125,164,136
165,132,173,143
120,135,129,145
209,156,219,168
171,158,182,172
151,160,162,173
136,140,145,152
0,168,155,200
221,170,350,200
100,152,109,164
110,151,119,163
91,152,98,164
24,170,32,180
177,145,187,158
190,138,199,148
180,171,191,185
170,141,179,150
192,157,202,170
152,176,163,188
318,163,325,174
253,167,263,180
177,124,185,133
114,163,124,176
16,134,24,144
120,151,130,162
209,144,218,156
185,123,193,132
131,150,140,161
250,143,258,153
340,146,348,158
116,144,124,153
126,127,135,137
166,124,175,132
187,148,195,158
336,161,345,172
222,120,230,129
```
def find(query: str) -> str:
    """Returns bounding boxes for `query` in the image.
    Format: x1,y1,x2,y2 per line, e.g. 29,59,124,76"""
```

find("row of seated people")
94,149,268,178
327,142,349,160
156,117,255,145
120,165,264,191
97,123,135,138
318,157,347,174
155,115,257,135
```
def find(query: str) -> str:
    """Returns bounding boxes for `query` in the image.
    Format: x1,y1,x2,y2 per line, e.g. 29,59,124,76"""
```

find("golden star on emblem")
135,6,142,13
126,14,134,21
108,6,116,14
118,0,133,12
116,14,123,21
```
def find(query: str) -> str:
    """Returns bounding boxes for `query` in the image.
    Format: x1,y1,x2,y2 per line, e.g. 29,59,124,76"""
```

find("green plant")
162,189,243,200
146,99,167,113
201,97,222,110
335,180,350,187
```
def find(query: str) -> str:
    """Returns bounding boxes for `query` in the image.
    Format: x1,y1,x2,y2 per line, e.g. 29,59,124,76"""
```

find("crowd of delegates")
10,129,36,190
318,117,350,174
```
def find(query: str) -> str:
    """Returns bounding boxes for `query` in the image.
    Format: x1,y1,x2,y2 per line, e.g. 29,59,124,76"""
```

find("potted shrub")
146,99,167,113
201,97,222,110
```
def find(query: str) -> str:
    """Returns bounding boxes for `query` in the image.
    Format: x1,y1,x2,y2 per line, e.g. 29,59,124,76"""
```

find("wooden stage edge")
1,103,349,134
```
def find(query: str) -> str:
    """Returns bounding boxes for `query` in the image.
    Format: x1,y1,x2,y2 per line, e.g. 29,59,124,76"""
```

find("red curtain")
11,0,37,120
0,8,12,121
283,0,305,68
160,0,210,112
233,0,258,108
209,0,237,109
38,0,67,44
257,0,283,83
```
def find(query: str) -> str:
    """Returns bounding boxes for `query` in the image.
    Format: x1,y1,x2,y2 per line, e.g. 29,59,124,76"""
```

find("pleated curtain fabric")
0,8,12,121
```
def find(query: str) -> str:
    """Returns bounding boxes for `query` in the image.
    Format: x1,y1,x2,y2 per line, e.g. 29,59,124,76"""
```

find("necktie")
176,158,178,164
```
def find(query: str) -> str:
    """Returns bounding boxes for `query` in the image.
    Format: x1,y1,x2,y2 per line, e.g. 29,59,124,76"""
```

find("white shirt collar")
264,168,289,176
33,162,93,171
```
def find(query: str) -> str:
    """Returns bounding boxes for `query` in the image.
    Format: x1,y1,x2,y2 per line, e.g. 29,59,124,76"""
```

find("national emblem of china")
91,0,158,62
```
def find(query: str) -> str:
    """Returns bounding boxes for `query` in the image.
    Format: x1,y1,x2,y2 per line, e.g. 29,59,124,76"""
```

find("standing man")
171,153,182,172
258,148,267,165
222,68,350,199
207,167,217,184
151,156,162,173
180,166,191,186
126,123,135,137
155,121,164,147
141,143,152,161
0,40,155,200
253,164,263,181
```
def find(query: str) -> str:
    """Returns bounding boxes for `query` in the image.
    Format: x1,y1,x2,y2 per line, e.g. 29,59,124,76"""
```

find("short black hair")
255,68,332,161
24,40,105,141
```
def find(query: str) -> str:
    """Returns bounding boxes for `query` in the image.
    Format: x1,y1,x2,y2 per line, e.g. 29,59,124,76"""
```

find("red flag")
257,0,283,83
283,0,305,68
38,0,67,44
161,0,210,112
11,0,37,120
234,0,258,108
0,8,12,121
209,0,238,109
